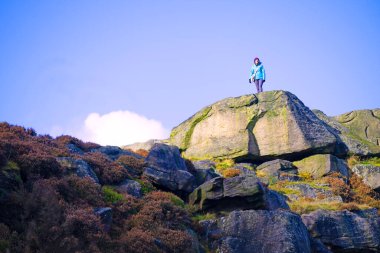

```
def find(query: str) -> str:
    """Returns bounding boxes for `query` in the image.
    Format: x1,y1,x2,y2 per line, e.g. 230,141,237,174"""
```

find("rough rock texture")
256,159,298,183
192,168,219,187
293,154,349,179
352,164,380,192
94,207,113,232
56,157,99,183
285,183,343,203
170,90,341,161
117,179,142,198
189,175,265,211
190,160,219,186
192,160,216,171
200,210,311,253
265,189,290,210
302,209,380,253
91,146,143,160
314,109,380,156
143,143,195,193
122,139,167,152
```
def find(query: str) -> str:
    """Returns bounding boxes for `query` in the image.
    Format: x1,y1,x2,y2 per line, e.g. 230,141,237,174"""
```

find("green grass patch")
136,179,155,195
289,200,371,215
1,161,20,171
102,186,124,204
215,159,235,172
360,157,380,167
192,213,217,222
170,195,185,208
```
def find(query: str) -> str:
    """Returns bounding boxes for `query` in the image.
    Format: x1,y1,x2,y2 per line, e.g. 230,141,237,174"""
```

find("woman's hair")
254,57,260,64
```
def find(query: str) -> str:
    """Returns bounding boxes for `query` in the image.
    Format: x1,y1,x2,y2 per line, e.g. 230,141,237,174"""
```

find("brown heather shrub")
350,174,380,210
57,175,104,206
135,149,149,158
121,228,158,253
83,152,129,185
116,155,146,176
56,135,100,152
0,150,7,168
0,223,11,252
120,191,193,252
323,172,350,201
18,153,63,182
222,168,240,178
347,155,360,168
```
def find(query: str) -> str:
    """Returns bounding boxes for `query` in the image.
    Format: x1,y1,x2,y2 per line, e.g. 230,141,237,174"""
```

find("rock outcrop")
189,175,265,211
293,154,349,179
143,143,196,193
57,157,99,183
352,164,380,192
189,174,289,212
256,159,299,183
170,90,342,161
314,109,380,156
302,209,380,252
200,210,312,253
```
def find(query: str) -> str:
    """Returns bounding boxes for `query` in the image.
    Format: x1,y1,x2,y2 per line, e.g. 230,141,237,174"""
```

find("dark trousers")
254,79,264,93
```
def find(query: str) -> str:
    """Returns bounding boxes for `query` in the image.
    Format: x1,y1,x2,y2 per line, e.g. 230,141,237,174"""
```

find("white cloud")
71,110,169,146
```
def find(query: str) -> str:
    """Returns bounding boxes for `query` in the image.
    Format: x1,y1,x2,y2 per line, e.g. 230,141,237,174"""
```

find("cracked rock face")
302,209,380,253
352,164,380,192
170,90,341,161
200,210,312,253
314,109,380,156
334,109,380,146
143,143,196,193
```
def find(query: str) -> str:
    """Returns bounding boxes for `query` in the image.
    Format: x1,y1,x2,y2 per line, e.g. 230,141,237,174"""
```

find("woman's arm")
262,66,266,81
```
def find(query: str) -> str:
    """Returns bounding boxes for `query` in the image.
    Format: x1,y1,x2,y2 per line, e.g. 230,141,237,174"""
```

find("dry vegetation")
0,122,194,253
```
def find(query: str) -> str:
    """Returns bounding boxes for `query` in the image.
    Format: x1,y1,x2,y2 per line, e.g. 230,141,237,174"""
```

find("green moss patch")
102,186,124,204
192,212,216,222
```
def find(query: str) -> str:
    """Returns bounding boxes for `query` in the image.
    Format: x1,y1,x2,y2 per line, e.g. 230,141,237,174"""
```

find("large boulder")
352,164,380,192
189,175,265,211
302,209,380,252
190,160,220,185
256,159,299,183
56,157,99,184
200,210,311,253
314,109,380,156
188,174,288,212
293,154,349,179
143,143,196,193
170,90,342,161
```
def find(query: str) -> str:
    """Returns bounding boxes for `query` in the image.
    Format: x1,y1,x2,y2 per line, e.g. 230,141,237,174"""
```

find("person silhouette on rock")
249,57,266,93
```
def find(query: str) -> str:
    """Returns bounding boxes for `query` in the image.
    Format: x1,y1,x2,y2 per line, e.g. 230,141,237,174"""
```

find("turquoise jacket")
250,63,266,80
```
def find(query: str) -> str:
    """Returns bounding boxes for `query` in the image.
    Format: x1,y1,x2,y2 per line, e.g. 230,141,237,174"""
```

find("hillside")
1,90,380,253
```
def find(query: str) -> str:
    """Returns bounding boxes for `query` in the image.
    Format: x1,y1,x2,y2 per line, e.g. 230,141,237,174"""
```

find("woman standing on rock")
249,57,266,93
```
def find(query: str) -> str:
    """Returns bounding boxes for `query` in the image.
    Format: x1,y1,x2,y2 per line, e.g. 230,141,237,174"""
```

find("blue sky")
1,1,379,145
